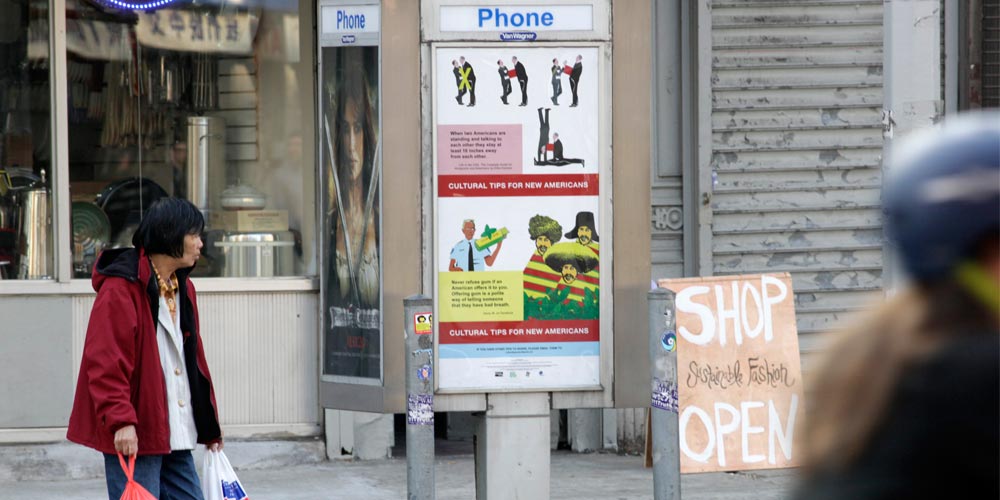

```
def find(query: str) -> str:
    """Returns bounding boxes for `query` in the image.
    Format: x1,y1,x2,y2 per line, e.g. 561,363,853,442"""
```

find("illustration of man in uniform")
497,59,512,105
512,56,529,106
449,219,502,271
460,56,476,107
452,59,467,105
568,55,583,107
536,107,551,164
543,241,599,305
550,58,563,106
523,215,563,300
565,211,599,283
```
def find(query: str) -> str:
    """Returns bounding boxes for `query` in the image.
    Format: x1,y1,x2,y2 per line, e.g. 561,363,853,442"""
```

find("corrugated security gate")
707,0,885,356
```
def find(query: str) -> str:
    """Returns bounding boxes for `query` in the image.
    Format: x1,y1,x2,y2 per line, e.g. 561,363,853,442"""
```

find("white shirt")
155,295,199,450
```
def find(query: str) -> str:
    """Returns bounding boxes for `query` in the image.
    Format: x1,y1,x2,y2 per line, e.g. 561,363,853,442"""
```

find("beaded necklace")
150,260,179,322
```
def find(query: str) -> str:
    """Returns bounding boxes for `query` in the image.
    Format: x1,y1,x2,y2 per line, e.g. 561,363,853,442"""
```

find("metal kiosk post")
404,295,435,500
649,287,681,499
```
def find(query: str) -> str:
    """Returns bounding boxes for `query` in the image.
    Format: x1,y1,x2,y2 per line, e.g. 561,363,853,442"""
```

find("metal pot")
16,180,51,279
219,183,267,211
213,231,294,277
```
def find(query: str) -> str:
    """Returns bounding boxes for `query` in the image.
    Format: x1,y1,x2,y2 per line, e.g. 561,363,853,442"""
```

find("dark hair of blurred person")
794,112,999,500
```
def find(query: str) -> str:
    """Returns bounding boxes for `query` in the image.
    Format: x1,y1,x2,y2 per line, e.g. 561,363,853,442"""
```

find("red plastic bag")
118,453,156,500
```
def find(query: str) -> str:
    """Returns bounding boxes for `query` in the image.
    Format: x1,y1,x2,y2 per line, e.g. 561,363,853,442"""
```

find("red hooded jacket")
67,248,221,455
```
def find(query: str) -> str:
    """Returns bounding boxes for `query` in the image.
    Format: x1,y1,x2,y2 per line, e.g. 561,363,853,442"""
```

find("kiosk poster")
657,274,805,473
321,45,382,379
435,47,602,391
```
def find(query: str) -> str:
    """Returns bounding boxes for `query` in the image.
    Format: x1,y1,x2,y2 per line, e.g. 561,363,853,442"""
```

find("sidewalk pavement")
1,450,796,499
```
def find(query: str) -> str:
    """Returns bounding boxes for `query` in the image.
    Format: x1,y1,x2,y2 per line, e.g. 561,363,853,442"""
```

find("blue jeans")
104,450,205,500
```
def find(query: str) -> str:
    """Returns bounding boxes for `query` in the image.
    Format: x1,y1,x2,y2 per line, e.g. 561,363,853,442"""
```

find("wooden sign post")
657,273,804,473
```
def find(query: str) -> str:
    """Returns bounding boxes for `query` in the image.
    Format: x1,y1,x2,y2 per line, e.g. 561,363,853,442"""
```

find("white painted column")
568,409,602,452
324,409,393,460
475,393,550,500
883,0,942,288
884,0,942,140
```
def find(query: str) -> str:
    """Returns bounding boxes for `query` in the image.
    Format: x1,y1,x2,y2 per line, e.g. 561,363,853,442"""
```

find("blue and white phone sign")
321,4,380,35
440,5,594,32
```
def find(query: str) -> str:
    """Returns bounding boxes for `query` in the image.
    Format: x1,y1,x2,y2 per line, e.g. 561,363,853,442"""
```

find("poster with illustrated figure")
434,46,603,392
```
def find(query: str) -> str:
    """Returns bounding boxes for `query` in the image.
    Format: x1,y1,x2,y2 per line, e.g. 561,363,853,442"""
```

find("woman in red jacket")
68,198,223,499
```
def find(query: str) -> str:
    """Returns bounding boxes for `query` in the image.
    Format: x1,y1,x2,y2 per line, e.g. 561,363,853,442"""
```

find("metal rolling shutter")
709,0,885,354
984,0,1000,107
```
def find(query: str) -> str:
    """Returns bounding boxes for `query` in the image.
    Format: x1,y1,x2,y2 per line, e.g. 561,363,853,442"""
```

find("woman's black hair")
131,197,204,258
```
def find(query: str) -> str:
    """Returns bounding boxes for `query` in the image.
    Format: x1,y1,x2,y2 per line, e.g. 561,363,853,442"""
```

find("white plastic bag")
201,450,249,500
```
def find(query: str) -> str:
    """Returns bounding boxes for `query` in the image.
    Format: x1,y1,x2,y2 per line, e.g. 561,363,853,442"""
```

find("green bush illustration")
524,287,599,320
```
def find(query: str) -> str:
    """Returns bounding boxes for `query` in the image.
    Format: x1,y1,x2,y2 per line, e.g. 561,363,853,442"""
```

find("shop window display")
0,0,53,280
65,0,315,278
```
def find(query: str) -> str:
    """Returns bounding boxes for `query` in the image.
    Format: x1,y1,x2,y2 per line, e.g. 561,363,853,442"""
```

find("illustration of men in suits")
537,107,551,163
497,59,512,105
459,56,476,107
569,55,583,107
452,59,466,105
550,58,563,106
551,133,584,167
512,56,529,106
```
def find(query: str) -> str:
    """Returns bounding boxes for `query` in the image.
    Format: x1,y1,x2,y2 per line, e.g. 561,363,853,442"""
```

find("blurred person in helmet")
794,112,999,499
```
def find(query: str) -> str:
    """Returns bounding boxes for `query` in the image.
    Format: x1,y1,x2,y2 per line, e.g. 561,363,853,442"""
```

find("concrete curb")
0,438,326,482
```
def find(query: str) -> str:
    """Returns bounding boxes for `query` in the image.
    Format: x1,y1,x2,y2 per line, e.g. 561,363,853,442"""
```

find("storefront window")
65,0,315,278
1,0,53,280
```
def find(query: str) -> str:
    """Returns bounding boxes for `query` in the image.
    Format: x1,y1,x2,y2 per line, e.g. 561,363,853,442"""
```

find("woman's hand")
114,425,138,456
208,437,224,452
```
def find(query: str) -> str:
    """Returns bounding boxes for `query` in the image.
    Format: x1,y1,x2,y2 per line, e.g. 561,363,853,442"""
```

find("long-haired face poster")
322,46,381,378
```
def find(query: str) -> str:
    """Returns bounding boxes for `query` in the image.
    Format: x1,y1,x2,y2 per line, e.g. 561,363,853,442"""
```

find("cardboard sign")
657,273,804,473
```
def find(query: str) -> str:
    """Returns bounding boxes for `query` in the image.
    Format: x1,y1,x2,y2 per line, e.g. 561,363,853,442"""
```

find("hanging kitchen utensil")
72,201,111,276
95,177,168,244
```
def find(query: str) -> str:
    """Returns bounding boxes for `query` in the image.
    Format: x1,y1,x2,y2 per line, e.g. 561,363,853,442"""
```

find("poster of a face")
322,46,381,378
434,47,604,391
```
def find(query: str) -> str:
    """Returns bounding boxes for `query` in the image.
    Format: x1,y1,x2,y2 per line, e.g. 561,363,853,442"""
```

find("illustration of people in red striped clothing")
523,215,564,301
565,211,600,285
543,242,599,306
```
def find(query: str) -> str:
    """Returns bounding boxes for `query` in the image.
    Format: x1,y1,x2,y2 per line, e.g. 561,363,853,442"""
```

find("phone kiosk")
319,1,649,497
424,2,614,498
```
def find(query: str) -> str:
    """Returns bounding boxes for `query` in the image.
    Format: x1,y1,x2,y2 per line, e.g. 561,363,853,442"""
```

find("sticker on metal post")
407,393,434,426
651,377,679,413
417,364,432,381
660,330,676,352
414,312,433,334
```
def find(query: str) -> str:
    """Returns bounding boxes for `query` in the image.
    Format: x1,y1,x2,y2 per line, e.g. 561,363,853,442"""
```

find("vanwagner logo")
499,32,537,42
